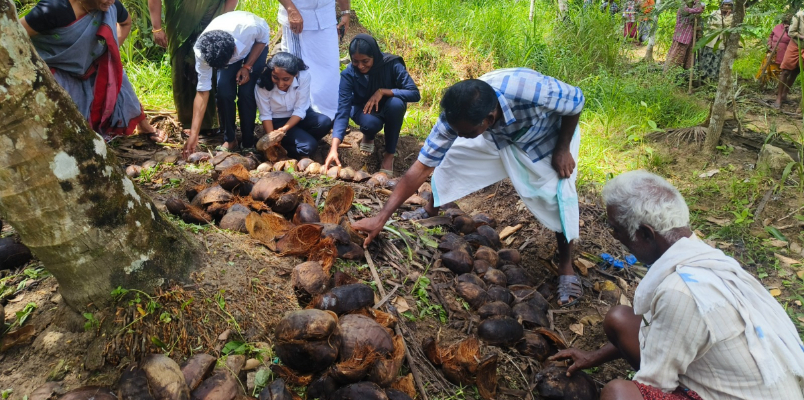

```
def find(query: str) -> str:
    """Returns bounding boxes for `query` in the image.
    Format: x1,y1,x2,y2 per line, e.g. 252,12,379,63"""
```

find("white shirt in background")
193,11,271,91
256,70,312,121
277,0,337,30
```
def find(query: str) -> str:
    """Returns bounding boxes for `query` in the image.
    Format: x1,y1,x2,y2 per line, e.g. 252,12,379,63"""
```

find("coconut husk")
218,164,251,192
454,281,488,309
451,337,480,376
180,354,216,391
329,342,380,384
476,225,501,249
229,195,270,212
326,166,340,179
165,198,188,215
385,389,413,400
331,382,389,400
318,164,329,175
117,365,154,400
533,327,568,349
353,170,371,182
306,373,338,400
307,237,338,273
464,233,494,249
251,172,299,203
497,249,521,266
191,370,238,400
187,152,211,164
292,261,329,296
476,354,498,400
477,316,524,346
141,354,190,400
477,301,514,320
333,271,360,287
259,378,293,400
191,185,234,208
338,167,356,181
297,158,314,172
273,191,301,214
473,259,492,275
245,212,293,250
512,302,549,328
442,249,473,274
366,172,389,188
320,185,354,224
422,337,447,367
257,130,287,151
273,161,287,172
213,153,257,173
339,314,394,360
265,145,289,164
535,363,598,400
270,365,313,386
276,224,323,256
482,268,508,287
340,220,365,244
371,309,397,330
293,203,320,224
390,374,416,399
515,332,556,362
186,184,207,202
472,213,497,229
311,284,374,315
305,162,322,175
59,387,117,400
486,285,514,305
336,242,364,260
368,335,406,387
474,246,499,267
300,189,316,206
181,205,213,225
274,310,341,374
452,215,477,234
205,202,231,219
456,273,487,290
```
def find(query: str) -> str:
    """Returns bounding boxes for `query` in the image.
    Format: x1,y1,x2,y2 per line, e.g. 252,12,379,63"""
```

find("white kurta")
278,0,340,119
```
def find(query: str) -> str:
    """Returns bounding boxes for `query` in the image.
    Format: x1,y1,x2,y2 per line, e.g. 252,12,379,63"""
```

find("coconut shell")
165,197,189,215
338,314,394,360
536,363,597,400
292,261,329,296
537,282,555,301
454,281,488,309
437,233,470,254
219,205,249,233
180,205,213,225
482,268,508,287
141,354,190,400
473,260,492,275
213,153,256,173
307,237,338,272
251,172,298,202
476,354,499,400
191,370,238,400
472,213,497,229
333,271,360,287
306,374,338,400
273,160,288,172
125,165,143,178
264,145,289,164
0,238,31,270
180,354,217,391
422,337,446,367
338,167,356,181
477,301,514,320
336,242,364,260
329,342,379,384
443,208,465,219
353,170,371,182
390,375,416,400
331,382,389,400
276,224,323,256
365,172,389,188
476,225,501,249
513,302,549,328
384,390,413,400
59,387,117,400
497,249,521,266
312,284,374,315
257,130,287,151
296,158,313,172
305,162,322,175
274,310,341,373
477,316,524,347
117,365,155,400
368,335,406,387
321,185,354,223
188,152,212,164
456,273,486,290
293,203,320,224
218,164,251,192
273,191,301,214
185,185,205,202
473,246,498,267
515,332,556,362
441,249,473,274
258,378,292,400
486,285,514,305
318,164,329,175
504,266,533,286
320,223,350,244
441,337,481,385
257,163,273,173
270,364,314,387
192,186,233,208
452,215,476,234
464,233,494,249
327,166,340,179
524,292,550,314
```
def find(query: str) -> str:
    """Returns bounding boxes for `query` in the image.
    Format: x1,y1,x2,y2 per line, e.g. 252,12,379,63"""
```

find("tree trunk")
704,0,745,152
0,0,199,309
642,0,660,62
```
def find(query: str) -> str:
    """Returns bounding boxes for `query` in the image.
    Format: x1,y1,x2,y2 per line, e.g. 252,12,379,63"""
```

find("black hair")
257,52,309,91
349,38,374,58
197,30,235,69
440,79,498,126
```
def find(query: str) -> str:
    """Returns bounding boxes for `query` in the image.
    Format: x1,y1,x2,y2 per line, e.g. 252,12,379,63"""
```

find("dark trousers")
216,46,269,148
351,96,406,154
273,109,333,159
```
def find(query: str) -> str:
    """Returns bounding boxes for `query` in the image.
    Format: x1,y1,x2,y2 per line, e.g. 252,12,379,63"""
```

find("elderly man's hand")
287,7,303,34
549,348,598,376
551,148,576,179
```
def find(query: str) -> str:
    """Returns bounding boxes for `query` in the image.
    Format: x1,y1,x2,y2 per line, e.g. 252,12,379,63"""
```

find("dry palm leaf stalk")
321,184,354,224
276,224,324,256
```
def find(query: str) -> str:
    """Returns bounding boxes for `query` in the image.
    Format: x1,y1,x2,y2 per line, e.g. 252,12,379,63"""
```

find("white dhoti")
280,24,340,119
431,127,581,241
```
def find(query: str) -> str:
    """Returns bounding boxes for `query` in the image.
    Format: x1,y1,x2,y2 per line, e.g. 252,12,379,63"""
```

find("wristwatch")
340,10,351,16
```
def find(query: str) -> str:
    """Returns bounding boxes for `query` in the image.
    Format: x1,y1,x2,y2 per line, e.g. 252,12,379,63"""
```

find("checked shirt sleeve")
417,114,458,168
537,75,585,117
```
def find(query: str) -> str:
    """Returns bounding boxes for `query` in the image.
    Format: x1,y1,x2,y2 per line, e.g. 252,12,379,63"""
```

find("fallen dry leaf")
619,294,632,306
705,216,730,226
0,325,35,352
569,323,584,336
774,253,802,269
392,296,410,314
798,316,804,324
797,271,804,280
769,288,782,297
768,239,789,248
617,277,629,292
499,224,523,240
573,258,594,277
795,300,802,306
579,314,603,326
698,169,720,178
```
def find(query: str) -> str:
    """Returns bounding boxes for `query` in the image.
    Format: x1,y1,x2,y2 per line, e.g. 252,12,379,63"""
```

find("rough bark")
0,0,199,309
642,0,660,62
704,0,745,152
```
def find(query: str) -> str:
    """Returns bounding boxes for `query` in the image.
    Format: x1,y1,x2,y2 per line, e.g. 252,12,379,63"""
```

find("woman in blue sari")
20,0,166,142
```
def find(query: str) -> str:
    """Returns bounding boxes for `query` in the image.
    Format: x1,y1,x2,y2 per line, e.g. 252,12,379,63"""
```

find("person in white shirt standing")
277,0,351,119
182,11,271,157
255,52,333,159
551,170,804,400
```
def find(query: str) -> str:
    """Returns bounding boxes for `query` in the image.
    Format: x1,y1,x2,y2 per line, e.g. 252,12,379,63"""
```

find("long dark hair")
257,52,309,91
348,34,405,95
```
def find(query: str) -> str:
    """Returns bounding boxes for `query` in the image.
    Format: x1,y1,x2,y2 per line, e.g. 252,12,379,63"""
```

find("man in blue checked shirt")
353,68,585,307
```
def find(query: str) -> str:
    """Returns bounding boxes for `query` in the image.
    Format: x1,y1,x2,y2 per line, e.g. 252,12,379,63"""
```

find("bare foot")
380,153,394,171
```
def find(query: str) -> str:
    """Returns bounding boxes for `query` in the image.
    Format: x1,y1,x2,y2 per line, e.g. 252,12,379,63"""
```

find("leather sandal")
557,274,583,307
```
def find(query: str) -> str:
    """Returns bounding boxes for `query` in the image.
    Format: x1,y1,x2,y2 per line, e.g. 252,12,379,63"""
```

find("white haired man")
551,170,804,400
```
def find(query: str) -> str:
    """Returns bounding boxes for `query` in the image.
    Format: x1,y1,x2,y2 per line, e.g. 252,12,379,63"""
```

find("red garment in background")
769,23,791,65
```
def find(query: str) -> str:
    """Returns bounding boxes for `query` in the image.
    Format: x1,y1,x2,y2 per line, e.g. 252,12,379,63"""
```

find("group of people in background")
20,0,420,176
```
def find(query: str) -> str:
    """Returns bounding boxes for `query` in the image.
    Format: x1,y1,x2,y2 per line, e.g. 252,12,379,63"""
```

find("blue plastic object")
612,260,625,269
625,254,637,265
600,253,614,263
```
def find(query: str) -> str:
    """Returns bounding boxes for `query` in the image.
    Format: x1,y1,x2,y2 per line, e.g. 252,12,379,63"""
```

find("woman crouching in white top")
256,52,333,159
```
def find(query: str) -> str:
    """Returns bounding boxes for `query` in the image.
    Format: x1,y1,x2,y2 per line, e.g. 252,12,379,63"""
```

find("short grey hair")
602,170,690,241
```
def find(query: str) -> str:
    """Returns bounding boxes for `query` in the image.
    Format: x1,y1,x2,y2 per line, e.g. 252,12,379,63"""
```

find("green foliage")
83,312,100,331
